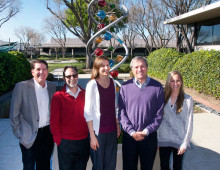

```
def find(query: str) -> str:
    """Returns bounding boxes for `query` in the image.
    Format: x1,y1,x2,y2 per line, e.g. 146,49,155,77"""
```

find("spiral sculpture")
86,0,129,81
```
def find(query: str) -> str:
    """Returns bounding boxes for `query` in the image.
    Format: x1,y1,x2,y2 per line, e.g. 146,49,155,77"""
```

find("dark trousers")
58,137,90,170
122,131,157,170
90,130,117,170
159,147,184,170
20,125,54,170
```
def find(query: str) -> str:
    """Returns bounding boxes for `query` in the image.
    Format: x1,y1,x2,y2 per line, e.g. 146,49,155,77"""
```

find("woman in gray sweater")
157,71,193,170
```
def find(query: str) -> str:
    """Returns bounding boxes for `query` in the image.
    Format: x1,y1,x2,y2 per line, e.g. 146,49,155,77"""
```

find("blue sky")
0,0,55,43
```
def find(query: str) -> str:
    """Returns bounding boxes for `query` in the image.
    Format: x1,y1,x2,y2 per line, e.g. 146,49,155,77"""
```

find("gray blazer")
10,78,56,149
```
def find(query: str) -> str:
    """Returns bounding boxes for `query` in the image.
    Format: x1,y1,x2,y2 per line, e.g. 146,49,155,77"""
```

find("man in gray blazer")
10,59,56,170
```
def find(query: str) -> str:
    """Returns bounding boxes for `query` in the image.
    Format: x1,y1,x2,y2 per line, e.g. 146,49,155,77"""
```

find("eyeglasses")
65,74,78,79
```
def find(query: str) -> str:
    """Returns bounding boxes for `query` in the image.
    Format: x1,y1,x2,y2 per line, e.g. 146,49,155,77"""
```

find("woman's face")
169,74,182,92
99,59,110,76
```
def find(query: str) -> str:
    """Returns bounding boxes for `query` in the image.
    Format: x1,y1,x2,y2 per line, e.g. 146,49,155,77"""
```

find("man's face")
31,63,48,87
64,68,78,88
132,59,148,82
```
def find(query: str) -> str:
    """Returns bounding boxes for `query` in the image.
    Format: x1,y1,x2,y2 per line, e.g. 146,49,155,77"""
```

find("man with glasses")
50,66,90,170
10,59,56,170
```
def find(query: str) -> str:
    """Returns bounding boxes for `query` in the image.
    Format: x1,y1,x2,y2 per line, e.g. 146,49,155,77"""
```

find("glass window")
213,24,220,45
197,25,212,45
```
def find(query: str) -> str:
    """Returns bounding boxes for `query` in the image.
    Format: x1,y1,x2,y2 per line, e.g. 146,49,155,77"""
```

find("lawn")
48,62,86,72
48,61,130,72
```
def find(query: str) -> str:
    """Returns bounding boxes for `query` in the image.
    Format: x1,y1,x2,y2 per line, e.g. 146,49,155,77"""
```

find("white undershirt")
34,79,50,128
66,86,81,98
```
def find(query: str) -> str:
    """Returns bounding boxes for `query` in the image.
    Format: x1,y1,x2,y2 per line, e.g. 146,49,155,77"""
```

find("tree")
44,16,67,59
128,0,174,54
46,0,126,68
0,0,21,28
120,24,137,58
161,0,217,53
15,26,45,58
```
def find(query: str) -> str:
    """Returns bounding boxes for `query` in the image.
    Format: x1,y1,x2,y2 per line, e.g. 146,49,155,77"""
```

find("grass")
48,63,86,72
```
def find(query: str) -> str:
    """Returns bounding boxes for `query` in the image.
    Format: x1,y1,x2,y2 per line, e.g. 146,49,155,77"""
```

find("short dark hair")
63,66,78,78
31,59,48,70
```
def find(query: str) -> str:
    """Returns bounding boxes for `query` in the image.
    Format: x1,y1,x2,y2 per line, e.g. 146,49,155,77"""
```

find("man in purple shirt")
119,56,165,170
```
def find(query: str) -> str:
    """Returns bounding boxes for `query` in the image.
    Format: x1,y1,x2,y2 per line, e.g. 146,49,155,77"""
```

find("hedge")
173,50,220,98
147,48,183,80
0,51,32,95
147,48,220,98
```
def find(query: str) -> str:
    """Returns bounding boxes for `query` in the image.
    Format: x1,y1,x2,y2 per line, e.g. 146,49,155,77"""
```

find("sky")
0,0,72,43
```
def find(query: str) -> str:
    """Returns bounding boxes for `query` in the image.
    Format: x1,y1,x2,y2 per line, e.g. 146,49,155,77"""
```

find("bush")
147,48,220,98
147,48,183,80
173,50,220,98
0,51,32,95
117,66,131,73
47,73,54,81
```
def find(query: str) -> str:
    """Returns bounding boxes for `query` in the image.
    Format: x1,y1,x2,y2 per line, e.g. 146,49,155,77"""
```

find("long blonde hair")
164,71,185,114
91,56,109,80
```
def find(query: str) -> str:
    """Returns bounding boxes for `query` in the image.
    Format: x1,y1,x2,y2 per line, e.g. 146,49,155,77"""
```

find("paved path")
1,71,220,169
1,112,220,170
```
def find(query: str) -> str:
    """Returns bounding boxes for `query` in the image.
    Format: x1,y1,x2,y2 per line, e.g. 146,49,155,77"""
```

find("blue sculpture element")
109,59,114,67
97,10,106,19
104,33,112,40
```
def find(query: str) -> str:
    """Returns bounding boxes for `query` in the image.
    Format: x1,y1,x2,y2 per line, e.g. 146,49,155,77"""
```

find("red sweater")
50,85,88,145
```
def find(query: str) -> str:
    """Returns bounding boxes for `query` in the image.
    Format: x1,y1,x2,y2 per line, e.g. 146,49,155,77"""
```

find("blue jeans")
90,130,117,170
122,131,157,170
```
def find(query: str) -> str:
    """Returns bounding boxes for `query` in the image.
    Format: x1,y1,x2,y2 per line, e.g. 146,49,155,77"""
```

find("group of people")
10,56,193,170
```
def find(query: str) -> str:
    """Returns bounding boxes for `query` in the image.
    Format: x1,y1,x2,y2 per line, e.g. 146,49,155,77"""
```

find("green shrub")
0,51,32,95
147,48,220,98
117,66,131,73
173,50,220,98
147,48,183,79
47,73,54,81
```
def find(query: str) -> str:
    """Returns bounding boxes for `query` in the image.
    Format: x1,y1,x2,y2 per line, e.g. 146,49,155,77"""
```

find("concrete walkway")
1,71,220,169
1,112,220,170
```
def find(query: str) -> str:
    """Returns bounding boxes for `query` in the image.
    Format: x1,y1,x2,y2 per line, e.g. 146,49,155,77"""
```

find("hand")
116,123,121,138
177,147,186,155
90,135,99,151
132,131,147,141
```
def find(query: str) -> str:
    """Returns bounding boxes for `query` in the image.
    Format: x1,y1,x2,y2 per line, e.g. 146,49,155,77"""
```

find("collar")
33,78,47,89
133,77,150,89
66,85,81,95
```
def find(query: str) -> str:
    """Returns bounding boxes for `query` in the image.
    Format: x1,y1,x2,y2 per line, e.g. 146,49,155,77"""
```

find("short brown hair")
30,59,48,70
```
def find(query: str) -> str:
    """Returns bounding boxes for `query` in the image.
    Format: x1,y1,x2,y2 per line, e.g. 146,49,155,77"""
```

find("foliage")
0,51,32,95
147,48,220,98
147,48,183,79
117,66,131,73
47,73,54,81
173,50,220,98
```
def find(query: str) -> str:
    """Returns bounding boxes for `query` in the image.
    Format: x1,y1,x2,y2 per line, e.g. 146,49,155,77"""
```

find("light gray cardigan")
157,94,193,149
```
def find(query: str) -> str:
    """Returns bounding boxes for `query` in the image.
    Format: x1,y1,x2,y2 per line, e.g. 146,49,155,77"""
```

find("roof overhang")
164,1,220,25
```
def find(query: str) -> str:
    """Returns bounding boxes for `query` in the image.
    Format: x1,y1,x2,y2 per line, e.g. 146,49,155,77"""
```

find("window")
196,24,220,45
213,24,220,45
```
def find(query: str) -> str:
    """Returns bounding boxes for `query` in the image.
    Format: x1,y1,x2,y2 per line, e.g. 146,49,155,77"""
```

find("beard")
66,80,78,88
